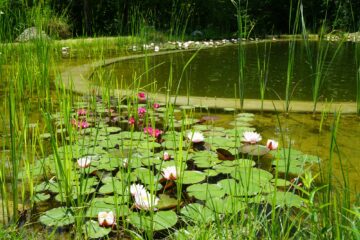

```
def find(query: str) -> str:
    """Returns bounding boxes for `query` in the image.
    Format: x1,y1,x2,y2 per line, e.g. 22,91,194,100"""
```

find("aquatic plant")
300,1,345,114
284,0,301,114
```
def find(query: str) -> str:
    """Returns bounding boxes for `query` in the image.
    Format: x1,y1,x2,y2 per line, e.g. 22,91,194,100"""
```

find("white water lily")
187,131,204,143
77,156,92,168
134,191,159,211
266,139,279,150
154,45,160,52
242,131,262,144
130,184,147,197
162,166,177,180
122,158,128,167
98,211,115,227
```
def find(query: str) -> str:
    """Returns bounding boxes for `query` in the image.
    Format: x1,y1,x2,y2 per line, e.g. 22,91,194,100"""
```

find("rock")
15,27,50,42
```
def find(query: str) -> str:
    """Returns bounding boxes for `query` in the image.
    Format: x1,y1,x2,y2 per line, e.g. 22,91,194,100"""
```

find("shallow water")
102,42,357,101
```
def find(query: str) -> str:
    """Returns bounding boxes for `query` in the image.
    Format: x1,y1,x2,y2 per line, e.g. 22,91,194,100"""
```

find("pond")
98,41,357,102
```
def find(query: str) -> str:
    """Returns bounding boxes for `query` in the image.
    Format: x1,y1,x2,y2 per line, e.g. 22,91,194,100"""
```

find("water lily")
187,131,204,143
128,116,135,125
266,139,278,150
242,131,262,144
162,166,177,180
134,191,159,211
153,103,160,109
77,156,92,168
98,211,115,227
78,120,90,129
154,46,160,52
122,158,128,168
130,184,147,197
138,92,146,102
163,151,171,161
144,127,163,138
138,107,146,117
77,108,87,116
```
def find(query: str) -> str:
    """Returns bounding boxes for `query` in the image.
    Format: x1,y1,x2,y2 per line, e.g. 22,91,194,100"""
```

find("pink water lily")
98,211,115,227
266,139,279,150
77,108,87,116
242,131,262,144
163,151,171,161
138,107,146,117
128,116,135,125
153,103,160,109
78,120,90,129
144,127,163,138
138,92,147,102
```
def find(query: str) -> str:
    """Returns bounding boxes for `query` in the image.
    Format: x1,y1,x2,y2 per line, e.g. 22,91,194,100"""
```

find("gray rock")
15,27,50,42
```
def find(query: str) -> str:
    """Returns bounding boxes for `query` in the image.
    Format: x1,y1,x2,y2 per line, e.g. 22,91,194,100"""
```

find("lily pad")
82,220,112,239
265,191,306,208
180,203,214,223
157,194,179,210
34,193,51,203
39,207,75,227
128,211,178,231
187,183,225,200
179,171,206,184
239,144,270,157
205,196,246,214
98,180,128,195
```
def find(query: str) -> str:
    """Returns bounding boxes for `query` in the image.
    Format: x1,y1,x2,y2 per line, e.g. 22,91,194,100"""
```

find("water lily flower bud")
98,211,115,227
266,139,279,150
162,166,177,180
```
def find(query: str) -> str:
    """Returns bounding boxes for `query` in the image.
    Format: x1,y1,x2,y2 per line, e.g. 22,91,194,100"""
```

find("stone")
15,27,50,42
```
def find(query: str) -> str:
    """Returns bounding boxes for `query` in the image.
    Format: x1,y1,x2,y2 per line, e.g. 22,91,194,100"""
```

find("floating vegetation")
22,92,321,238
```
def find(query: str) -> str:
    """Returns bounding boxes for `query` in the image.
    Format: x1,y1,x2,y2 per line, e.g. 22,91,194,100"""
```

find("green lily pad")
98,180,128,195
180,171,206,184
239,144,270,156
128,211,178,231
39,207,75,227
205,196,246,214
34,193,51,203
86,198,130,217
138,141,162,150
82,220,112,239
271,178,293,187
265,191,306,208
187,183,225,200
134,168,161,185
157,194,178,210
180,203,214,223
217,178,263,196
230,167,273,183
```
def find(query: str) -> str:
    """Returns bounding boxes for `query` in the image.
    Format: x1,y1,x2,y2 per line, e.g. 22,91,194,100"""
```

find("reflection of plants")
231,0,254,111
300,1,344,115
284,0,301,114
256,41,272,112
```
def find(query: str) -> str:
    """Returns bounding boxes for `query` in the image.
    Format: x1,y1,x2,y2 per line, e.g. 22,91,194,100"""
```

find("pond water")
101,41,357,101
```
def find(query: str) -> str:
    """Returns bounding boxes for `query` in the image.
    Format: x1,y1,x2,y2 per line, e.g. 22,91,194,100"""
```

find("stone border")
59,47,357,114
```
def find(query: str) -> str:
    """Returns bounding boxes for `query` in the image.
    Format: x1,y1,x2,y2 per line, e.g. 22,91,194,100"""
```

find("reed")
255,40,272,112
284,0,301,114
300,1,345,115
231,0,249,111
